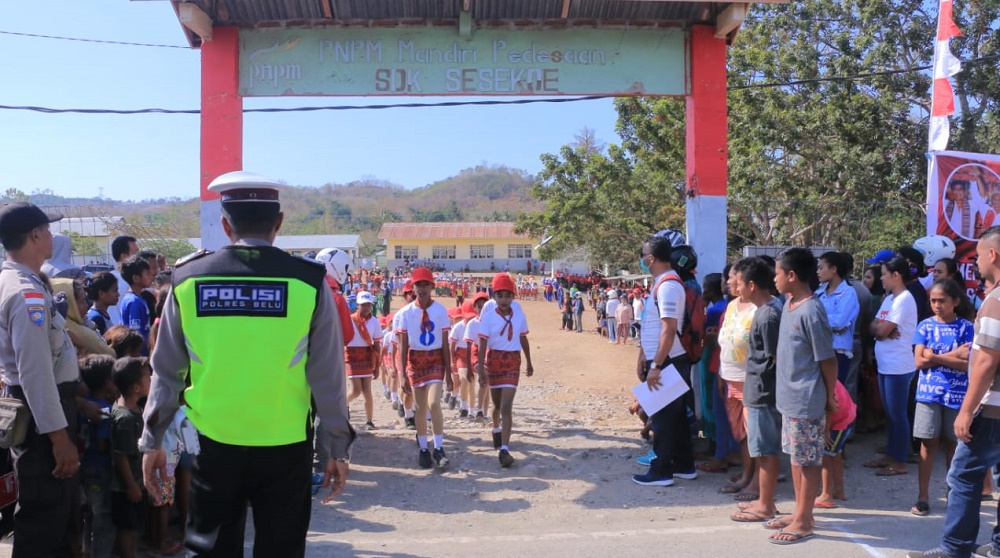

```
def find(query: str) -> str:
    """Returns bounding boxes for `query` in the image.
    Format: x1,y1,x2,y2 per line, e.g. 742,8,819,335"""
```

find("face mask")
640,257,650,274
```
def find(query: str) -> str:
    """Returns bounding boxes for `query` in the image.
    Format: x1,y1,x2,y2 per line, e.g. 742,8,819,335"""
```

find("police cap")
0,202,63,237
208,171,282,204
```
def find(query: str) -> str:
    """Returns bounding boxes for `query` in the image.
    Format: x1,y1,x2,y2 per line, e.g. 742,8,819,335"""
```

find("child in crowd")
769,248,838,545
119,256,154,355
449,302,473,418
393,281,417,429
79,355,118,558
464,292,492,423
111,357,152,558
910,279,973,516
815,380,857,510
477,273,534,468
345,291,383,430
104,326,144,358
398,268,452,468
378,315,394,403
85,272,120,337
444,305,464,410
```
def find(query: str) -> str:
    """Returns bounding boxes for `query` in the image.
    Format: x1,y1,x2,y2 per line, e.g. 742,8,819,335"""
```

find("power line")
0,30,189,49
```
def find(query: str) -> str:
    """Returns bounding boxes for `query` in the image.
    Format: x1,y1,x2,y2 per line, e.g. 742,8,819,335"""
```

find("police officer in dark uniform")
138,171,355,557
0,202,80,557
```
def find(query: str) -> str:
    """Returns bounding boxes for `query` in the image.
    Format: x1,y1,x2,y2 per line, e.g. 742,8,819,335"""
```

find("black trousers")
187,434,313,558
648,359,696,477
9,382,80,558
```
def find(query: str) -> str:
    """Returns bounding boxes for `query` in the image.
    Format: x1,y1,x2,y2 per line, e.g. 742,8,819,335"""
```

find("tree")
1,188,29,202
63,232,104,260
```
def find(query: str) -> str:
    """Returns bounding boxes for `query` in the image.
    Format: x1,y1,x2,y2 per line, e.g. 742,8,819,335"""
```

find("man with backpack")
632,233,698,487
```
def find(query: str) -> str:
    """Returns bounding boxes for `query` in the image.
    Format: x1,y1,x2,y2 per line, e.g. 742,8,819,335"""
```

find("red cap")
385,312,395,324
402,280,413,293
461,300,477,319
378,316,389,328
411,267,434,285
472,291,490,305
447,306,463,319
492,273,516,294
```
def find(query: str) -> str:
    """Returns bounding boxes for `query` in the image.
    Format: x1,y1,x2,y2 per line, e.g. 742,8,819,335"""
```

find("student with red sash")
345,291,383,430
450,301,475,418
476,273,534,468
464,292,491,423
446,305,465,414
398,268,453,468
392,282,417,429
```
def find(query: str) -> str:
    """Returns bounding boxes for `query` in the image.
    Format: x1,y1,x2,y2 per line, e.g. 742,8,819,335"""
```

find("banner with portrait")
928,150,1000,301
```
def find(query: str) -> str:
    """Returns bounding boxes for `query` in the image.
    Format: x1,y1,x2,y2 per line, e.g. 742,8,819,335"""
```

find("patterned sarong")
345,346,375,378
486,349,521,389
407,349,445,388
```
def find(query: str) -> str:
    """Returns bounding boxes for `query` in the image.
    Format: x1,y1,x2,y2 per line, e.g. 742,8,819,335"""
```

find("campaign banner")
927,150,1000,299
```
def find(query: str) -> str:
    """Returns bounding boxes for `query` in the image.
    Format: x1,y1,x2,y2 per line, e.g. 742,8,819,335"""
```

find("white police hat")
208,171,282,203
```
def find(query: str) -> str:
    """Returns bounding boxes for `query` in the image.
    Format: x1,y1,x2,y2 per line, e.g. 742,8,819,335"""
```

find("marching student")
464,292,492,423
398,268,453,468
476,273,534,468
393,281,417,429
450,302,474,417
378,315,395,404
444,306,464,411
345,291,383,430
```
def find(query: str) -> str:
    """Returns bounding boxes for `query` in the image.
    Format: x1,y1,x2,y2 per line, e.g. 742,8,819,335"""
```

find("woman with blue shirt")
816,252,861,385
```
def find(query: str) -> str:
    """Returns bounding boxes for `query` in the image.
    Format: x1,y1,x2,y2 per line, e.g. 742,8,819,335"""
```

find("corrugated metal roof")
379,222,531,240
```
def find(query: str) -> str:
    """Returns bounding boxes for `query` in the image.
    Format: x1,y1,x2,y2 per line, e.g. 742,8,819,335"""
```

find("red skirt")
382,351,394,371
485,349,521,389
407,349,445,388
453,349,469,371
345,346,375,378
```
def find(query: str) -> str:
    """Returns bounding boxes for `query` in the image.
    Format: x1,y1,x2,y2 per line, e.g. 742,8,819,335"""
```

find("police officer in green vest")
138,171,355,557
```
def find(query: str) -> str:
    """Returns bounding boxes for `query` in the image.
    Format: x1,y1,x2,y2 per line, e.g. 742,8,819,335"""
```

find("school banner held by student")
927,150,1000,300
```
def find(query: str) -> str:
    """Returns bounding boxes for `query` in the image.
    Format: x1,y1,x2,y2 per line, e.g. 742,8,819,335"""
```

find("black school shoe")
492,431,502,449
419,449,433,469
433,447,449,467
498,449,515,468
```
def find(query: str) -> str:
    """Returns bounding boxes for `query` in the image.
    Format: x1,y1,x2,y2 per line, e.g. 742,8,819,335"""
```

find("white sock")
391,393,399,403
492,427,502,434
433,434,444,449
418,436,428,450
500,445,509,451
404,408,414,419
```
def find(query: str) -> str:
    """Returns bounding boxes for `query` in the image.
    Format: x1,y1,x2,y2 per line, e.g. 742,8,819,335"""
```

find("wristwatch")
649,362,662,371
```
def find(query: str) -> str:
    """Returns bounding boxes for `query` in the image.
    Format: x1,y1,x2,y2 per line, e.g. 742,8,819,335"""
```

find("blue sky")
0,1,620,202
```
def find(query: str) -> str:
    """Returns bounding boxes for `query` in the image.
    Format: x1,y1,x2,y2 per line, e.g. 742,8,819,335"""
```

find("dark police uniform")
0,203,80,557
139,173,354,557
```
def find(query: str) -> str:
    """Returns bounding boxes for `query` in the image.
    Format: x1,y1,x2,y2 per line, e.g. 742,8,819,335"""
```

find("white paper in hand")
632,364,690,416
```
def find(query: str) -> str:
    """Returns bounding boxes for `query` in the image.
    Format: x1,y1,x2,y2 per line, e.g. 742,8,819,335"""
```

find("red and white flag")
929,0,962,151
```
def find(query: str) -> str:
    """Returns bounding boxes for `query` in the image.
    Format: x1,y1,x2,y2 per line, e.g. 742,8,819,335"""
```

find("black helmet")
670,245,698,274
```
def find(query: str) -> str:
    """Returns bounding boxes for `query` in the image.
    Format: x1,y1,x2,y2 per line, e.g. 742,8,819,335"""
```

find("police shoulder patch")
174,249,213,268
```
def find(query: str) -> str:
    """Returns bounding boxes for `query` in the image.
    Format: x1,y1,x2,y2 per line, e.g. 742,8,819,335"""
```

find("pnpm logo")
195,281,288,318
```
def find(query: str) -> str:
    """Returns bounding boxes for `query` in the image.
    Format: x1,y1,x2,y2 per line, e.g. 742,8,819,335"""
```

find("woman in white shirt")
866,255,918,476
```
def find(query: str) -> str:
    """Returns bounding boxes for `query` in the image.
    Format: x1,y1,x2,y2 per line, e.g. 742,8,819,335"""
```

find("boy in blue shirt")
119,256,153,355
79,355,118,558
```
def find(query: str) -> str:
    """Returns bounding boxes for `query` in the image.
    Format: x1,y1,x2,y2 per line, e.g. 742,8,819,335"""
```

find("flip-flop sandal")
738,501,783,514
733,491,760,502
720,482,743,494
731,510,773,522
764,517,791,530
876,466,909,476
769,531,815,545
814,500,838,509
696,462,729,473
911,500,930,516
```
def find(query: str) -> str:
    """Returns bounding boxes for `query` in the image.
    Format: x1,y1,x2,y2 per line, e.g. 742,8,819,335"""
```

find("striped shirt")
974,286,1000,417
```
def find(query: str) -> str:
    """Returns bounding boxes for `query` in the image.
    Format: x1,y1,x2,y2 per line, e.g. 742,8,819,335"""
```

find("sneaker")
433,447,449,467
459,409,469,418
392,401,399,411
311,472,324,486
444,393,452,404
405,417,416,430
384,390,392,401
498,449,515,468
396,405,405,417
632,472,675,486
906,549,957,558
974,545,1000,558
418,449,433,469
449,397,458,410
475,411,486,424
674,469,698,480
365,420,378,431
636,450,656,466
492,431,503,449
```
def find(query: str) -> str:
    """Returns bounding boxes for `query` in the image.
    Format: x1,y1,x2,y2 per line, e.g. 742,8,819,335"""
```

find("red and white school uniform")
392,306,408,376
450,319,469,372
345,312,383,379
463,316,481,369
398,300,450,388
478,304,529,389
382,327,395,372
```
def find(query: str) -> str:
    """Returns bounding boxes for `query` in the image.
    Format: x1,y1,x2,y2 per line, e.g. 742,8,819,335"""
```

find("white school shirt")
346,314,383,348
464,317,481,346
383,328,395,354
397,300,450,351
478,305,530,352
450,320,468,349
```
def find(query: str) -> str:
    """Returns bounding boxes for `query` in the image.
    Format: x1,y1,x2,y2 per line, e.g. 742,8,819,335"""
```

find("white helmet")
356,291,377,305
315,248,352,285
913,235,956,266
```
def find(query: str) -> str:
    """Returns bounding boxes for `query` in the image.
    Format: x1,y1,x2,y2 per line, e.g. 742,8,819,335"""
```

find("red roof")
378,222,530,240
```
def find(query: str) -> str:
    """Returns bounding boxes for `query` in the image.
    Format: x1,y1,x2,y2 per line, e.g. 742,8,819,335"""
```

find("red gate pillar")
200,26,243,251
685,25,728,275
